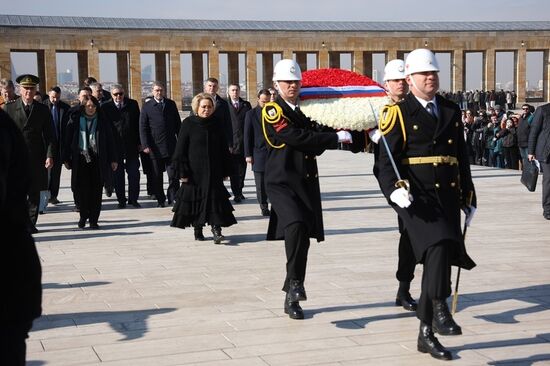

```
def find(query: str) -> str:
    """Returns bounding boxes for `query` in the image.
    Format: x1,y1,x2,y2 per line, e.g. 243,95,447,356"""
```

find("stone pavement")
28,150,550,366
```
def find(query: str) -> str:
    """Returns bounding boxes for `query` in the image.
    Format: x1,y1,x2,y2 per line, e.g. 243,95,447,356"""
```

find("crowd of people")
2,49,550,364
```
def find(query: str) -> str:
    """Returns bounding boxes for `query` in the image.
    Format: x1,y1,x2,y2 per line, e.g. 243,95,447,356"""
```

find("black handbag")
521,160,539,192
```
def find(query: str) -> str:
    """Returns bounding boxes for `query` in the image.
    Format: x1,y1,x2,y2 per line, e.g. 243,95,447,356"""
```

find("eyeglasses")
113,92,124,96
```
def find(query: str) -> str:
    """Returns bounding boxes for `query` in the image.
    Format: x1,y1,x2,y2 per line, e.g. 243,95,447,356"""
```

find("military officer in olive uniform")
4,74,55,233
262,59,353,320
374,49,476,360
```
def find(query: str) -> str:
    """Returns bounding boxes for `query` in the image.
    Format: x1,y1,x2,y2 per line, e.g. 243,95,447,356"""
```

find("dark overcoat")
139,98,180,160
171,115,235,227
4,99,55,193
244,106,268,172
63,108,117,189
102,97,141,160
374,93,476,269
0,109,42,325
43,98,71,159
228,97,252,154
528,103,550,163
263,97,339,242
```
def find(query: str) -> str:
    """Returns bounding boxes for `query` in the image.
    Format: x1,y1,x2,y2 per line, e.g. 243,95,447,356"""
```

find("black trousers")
253,171,268,208
0,321,33,366
230,153,247,197
151,157,178,204
396,224,416,283
541,161,550,216
77,155,103,224
114,157,141,203
48,156,63,199
282,221,310,292
28,190,40,226
417,241,453,323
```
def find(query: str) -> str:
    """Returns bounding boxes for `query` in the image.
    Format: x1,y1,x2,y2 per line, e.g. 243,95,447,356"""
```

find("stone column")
262,53,273,89
208,48,219,80
246,49,257,102
77,51,88,85
43,48,57,91
363,52,373,77
169,50,182,110
0,49,10,80
452,49,464,93
116,51,129,92
319,49,329,68
353,51,364,75
129,48,142,104
227,52,239,85
155,52,167,87
516,48,526,103
87,47,99,82
545,50,550,102
387,49,397,62
191,52,204,95
36,51,46,93
484,49,496,91
295,52,307,73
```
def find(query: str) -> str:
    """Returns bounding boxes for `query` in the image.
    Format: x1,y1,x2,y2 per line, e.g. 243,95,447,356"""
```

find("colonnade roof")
1,14,550,32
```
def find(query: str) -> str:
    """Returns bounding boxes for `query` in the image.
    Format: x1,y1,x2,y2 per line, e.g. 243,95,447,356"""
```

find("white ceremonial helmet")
383,59,406,81
404,48,440,76
272,59,302,81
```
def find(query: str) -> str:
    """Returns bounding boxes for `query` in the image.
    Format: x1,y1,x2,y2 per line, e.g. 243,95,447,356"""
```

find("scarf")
79,113,98,161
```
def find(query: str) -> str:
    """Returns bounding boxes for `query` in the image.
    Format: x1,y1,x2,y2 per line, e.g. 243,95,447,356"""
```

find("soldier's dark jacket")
263,96,339,242
374,93,476,269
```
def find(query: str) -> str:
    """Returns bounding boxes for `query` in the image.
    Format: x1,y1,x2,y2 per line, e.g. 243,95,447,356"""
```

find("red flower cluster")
302,68,383,88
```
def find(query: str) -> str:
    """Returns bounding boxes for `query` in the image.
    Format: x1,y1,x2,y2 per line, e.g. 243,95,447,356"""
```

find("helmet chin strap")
274,80,295,103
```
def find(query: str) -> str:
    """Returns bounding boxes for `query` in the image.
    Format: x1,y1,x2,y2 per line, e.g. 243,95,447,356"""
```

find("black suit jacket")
228,97,252,154
213,94,233,147
244,105,268,172
139,98,181,160
43,99,70,158
103,97,141,160
528,103,550,163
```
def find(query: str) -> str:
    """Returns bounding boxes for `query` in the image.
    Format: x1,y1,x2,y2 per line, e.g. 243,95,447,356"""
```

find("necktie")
233,101,239,109
427,102,437,120
117,103,122,111
24,104,31,117
52,104,59,139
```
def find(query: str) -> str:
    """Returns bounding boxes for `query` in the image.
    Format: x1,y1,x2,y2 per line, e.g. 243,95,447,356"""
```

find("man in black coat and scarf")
263,59,353,320
374,49,476,360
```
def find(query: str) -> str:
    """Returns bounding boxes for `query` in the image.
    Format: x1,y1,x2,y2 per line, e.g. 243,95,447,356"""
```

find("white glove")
462,206,476,227
336,130,353,143
368,129,382,144
390,188,413,208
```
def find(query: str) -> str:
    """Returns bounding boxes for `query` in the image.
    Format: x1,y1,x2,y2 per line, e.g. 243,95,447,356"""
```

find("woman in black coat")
171,93,236,243
63,95,117,229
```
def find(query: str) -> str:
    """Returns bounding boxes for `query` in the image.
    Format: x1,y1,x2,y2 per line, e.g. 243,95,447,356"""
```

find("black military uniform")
263,96,340,319
375,92,476,337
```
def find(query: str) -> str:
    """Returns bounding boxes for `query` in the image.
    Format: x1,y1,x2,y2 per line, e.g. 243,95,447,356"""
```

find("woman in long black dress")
171,93,236,244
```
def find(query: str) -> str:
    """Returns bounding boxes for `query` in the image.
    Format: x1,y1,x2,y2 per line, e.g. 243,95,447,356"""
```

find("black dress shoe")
128,200,141,208
89,222,100,230
432,299,462,335
233,196,242,203
261,208,270,216
78,218,87,229
157,201,166,208
284,294,304,319
49,197,60,204
417,322,452,360
395,283,417,311
211,225,224,244
194,226,205,241
288,279,307,302
117,202,126,209
544,212,550,220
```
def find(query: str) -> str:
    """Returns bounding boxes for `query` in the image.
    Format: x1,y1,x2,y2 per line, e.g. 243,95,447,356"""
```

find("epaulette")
379,103,406,148
261,102,287,149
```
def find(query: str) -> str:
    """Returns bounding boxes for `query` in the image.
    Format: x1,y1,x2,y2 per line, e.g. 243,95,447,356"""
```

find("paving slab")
26,150,550,365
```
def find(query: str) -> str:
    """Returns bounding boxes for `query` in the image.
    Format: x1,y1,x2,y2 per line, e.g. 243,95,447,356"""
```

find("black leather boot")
432,299,462,335
417,322,452,360
395,281,417,311
284,293,304,319
194,225,205,241
288,279,307,302
211,225,224,244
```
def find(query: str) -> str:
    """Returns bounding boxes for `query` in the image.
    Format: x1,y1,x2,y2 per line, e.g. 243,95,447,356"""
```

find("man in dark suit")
244,89,271,216
4,74,55,233
227,83,252,203
374,49,476,360
139,81,180,207
0,108,42,365
263,60,352,320
203,77,233,153
103,84,142,208
528,103,550,220
43,86,70,205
